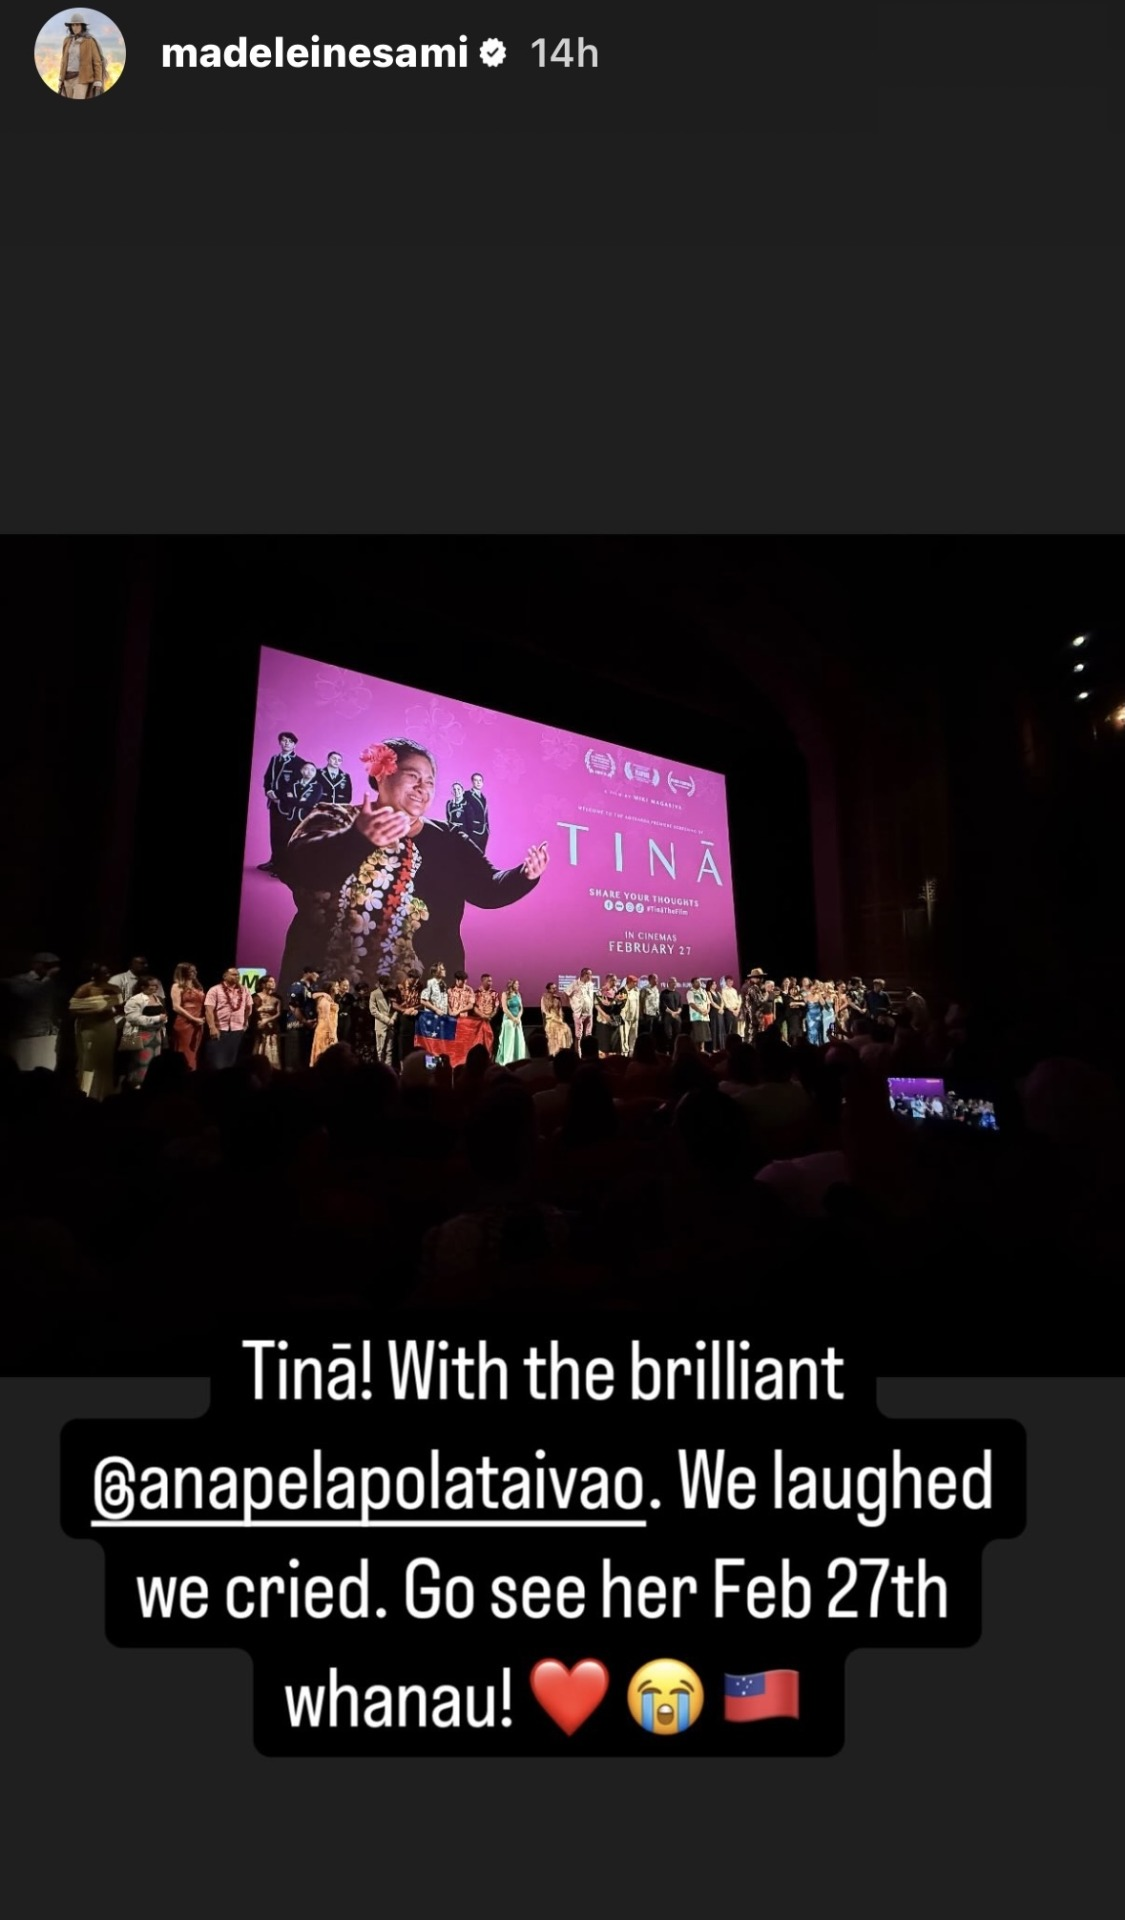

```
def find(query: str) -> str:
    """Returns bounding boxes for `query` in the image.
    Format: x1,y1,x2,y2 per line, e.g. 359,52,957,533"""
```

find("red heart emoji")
530,1659,610,1736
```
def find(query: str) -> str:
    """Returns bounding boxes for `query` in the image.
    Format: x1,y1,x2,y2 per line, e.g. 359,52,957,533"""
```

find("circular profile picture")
35,10,126,98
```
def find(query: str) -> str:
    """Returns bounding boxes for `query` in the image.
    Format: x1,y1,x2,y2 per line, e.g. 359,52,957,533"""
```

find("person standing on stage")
203,968,253,1070
847,978,866,1031
284,965,320,1070
110,953,163,1011
261,732,301,874
687,978,710,1048
169,962,206,1070
309,979,340,1066
639,973,662,1038
568,968,595,1048
2,952,64,1072
446,781,468,831
659,976,682,1048
367,975,395,1065
446,971,477,1067
69,965,121,1099
620,976,641,1058
594,975,624,1057
333,977,357,1046
109,954,163,1082
496,979,527,1065
865,977,892,1029
739,968,766,1040
737,972,755,1041
721,974,741,1043
760,979,778,1032
319,752,352,805
120,976,167,1088
706,978,724,1053
464,973,498,1056
791,976,811,1042
390,971,421,1066
417,963,459,1057
540,982,573,1057
252,976,283,1068
821,980,838,1042
462,771,489,853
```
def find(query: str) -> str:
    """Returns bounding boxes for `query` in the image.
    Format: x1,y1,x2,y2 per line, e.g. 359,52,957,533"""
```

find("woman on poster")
277,739,548,989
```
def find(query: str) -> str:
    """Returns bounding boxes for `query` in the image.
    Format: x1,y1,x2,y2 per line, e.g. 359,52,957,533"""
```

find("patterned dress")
253,992,282,1068
446,982,478,1068
277,811,540,990
310,992,339,1065
463,983,498,1057
541,991,573,1055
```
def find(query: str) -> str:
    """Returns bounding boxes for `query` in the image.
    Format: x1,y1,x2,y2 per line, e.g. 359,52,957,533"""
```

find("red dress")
172,986,206,1067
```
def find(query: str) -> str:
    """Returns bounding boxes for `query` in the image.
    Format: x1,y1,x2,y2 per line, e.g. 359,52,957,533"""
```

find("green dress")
495,992,527,1064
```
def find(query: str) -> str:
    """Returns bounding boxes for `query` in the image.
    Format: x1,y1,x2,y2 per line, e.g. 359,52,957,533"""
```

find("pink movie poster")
237,647,739,993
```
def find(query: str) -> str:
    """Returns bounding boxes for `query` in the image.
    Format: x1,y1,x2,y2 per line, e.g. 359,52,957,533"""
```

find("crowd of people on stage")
0,949,919,1094
2,931,1122,1361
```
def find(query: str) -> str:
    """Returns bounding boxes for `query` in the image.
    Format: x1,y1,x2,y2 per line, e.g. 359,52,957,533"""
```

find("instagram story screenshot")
1,535,1123,1916
3,1,1125,1910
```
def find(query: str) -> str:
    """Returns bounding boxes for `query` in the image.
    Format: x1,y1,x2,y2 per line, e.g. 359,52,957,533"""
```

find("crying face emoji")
628,1660,704,1735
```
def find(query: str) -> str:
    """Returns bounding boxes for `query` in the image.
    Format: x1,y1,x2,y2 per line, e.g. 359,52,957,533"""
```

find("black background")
6,2,1125,530
16,4,1124,245
58,1327,1027,1755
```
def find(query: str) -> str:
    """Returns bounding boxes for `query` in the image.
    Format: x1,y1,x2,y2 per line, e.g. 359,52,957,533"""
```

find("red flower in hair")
360,743,399,780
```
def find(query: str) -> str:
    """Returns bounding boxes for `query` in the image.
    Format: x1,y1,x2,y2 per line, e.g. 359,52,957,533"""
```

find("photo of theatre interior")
3,536,1122,1363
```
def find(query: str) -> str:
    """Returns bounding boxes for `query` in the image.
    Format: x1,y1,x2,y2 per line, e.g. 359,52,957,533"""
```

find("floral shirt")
421,976,450,1015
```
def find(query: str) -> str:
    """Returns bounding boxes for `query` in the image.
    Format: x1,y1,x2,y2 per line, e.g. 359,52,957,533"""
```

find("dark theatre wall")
6,556,154,974
8,540,1119,1008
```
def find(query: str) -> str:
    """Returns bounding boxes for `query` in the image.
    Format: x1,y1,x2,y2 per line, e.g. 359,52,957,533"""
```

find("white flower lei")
328,836,422,974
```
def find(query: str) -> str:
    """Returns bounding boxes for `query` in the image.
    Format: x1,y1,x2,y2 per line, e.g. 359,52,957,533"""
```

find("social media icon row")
530,1659,799,1735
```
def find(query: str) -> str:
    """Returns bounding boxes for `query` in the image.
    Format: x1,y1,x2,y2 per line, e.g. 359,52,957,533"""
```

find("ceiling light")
1074,662,1085,672
1076,690,1089,701
1072,635,1086,648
